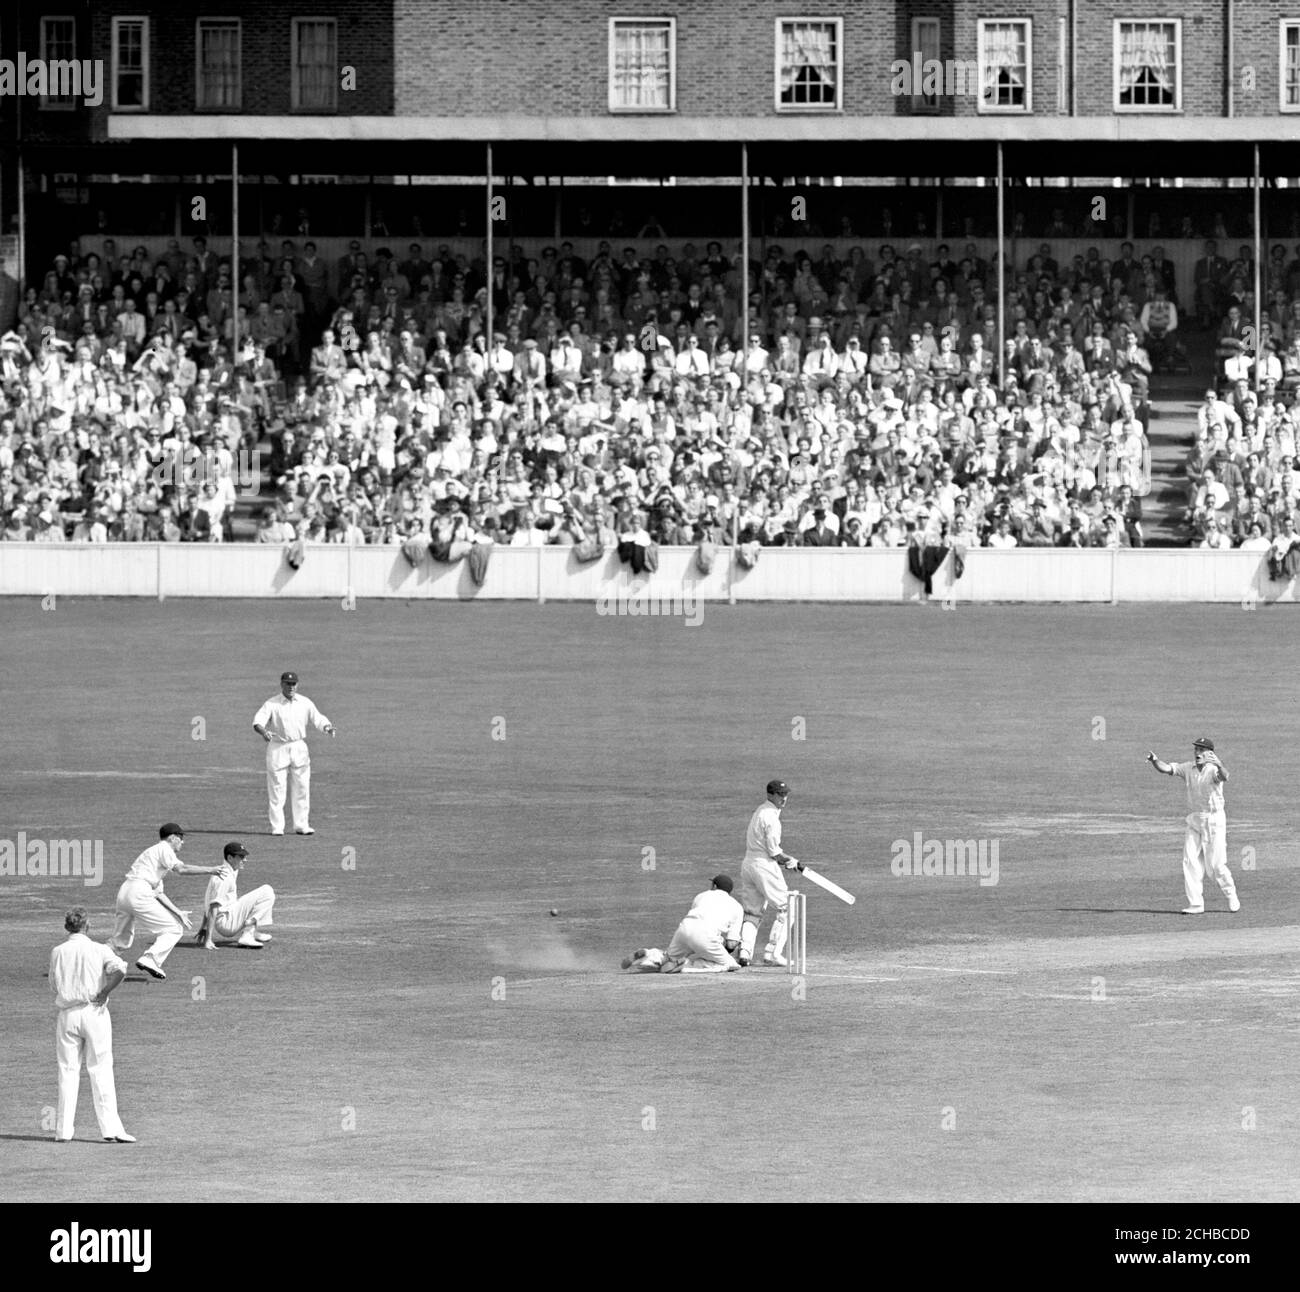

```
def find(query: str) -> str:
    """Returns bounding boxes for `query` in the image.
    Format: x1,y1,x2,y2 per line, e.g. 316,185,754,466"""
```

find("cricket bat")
800,865,856,905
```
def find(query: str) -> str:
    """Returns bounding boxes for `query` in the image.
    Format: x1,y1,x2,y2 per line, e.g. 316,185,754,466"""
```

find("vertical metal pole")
231,143,239,361
741,143,750,371
555,174,563,241
1254,143,1262,398
996,142,1005,391
936,180,943,241
486,143,494,351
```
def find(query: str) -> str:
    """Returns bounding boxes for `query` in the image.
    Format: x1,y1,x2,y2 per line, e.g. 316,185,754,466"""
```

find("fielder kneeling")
622,875,744,974
197,842,275,950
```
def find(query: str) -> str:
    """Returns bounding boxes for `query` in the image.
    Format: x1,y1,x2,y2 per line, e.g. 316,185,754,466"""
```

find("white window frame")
111,16,150,112
291,16,338,112
911,17,941,114
1113,19,1182,113
196,17,242,112
1280,20,1300,113
608,18,677,113
774,17,844,113
39,15,77,111
1058,16,1068,113
977,18,1032,115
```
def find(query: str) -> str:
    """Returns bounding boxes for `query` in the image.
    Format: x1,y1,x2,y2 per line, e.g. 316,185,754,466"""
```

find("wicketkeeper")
621,875,744,974
1146,736,1242,915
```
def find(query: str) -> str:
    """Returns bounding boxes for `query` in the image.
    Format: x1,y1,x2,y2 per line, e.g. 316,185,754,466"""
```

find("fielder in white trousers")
266,738,311,835
112,877,186,967
1182,811,1239,912
253,674,335,835
1147,740,1240,914
201,843,275,948
622,877,744,973
50,911,131,1142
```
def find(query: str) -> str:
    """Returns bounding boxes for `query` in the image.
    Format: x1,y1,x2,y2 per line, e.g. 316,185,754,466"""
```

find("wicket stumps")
787,890,806,975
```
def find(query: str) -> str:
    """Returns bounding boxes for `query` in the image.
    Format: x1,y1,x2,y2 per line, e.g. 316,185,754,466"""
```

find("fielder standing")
252,671,336,835
737,779,805,967
621,875,744,974
50,907,134,1142
196,842,275,950
1147,736,1242,914
111,824,223,980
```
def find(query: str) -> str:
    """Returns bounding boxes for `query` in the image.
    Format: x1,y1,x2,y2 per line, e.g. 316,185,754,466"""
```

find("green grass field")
1,599,1296,1201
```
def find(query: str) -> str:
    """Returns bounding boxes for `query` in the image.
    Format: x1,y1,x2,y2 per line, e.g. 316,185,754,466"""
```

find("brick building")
4,2,1300,294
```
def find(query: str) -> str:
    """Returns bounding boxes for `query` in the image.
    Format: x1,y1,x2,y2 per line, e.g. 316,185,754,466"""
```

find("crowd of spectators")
1,223,1285,557
1184,238,1300,568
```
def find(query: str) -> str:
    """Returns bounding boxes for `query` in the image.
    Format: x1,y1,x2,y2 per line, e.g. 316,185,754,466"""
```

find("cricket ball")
549,908,559,917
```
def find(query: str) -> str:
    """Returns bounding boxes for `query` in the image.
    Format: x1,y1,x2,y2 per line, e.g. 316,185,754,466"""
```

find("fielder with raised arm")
737,779,804,967
252,671,336,836
1146,736,1242,915
621,875,744,974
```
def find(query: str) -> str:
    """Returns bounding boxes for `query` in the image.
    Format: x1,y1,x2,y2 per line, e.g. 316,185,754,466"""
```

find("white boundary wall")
0,545,1293,605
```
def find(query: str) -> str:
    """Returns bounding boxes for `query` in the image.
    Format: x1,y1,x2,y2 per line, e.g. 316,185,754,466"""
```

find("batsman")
737,779,804,967
1146,736,1242,915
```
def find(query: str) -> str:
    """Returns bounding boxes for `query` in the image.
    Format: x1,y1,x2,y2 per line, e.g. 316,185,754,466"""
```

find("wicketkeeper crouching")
621,875,745,974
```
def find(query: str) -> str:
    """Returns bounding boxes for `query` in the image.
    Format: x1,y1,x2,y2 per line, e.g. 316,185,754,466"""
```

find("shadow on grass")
1055,907,1195,916
180,828,278,836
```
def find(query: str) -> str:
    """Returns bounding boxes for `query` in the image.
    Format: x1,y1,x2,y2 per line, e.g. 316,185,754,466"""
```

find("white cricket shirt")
683,889,744,940
1173,761,1226,815
744,801,783,865
204,862,238,916
50,933,127,1009
123,840,182,888
252,692,332,743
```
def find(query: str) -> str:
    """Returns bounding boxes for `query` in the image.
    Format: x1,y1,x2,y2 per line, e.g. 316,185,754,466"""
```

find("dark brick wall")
83,0,394,131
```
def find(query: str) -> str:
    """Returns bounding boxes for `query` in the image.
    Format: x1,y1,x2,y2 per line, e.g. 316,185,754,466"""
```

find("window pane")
981,22,1028,110
200,22,239,109
116,20,145,107
296,20,337,110
612,22,672,109
780,21,838,107
1118,21,1176,108
1286,26,1300,108
916,19,940,110
42,18,76,104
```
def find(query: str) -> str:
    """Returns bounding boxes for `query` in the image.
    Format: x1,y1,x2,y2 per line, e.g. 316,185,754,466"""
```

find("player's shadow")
0,1133,63,1142
1056,906,1189,915
179,828,271,836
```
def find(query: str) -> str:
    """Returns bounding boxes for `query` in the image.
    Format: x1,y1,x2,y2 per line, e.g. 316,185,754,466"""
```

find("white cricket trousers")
55,1004,126,1140
267,739,311,832
112,878,184,965
738,857,790,960
661,916,739,973
1183,811,1238,908
214,884,276,937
